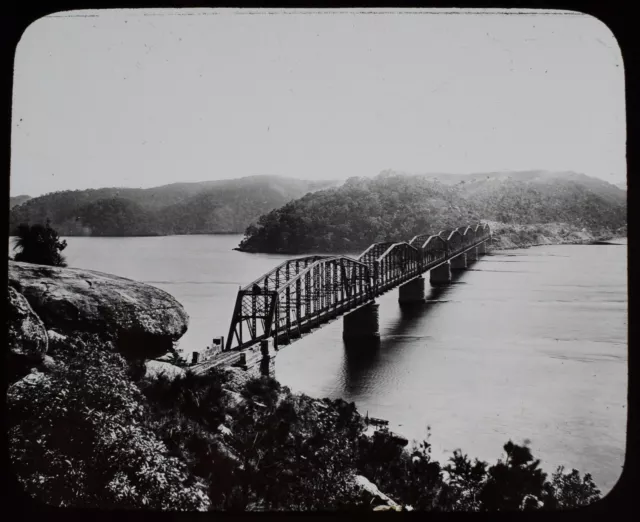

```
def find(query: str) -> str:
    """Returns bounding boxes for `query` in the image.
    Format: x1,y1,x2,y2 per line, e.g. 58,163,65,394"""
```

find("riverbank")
485,221,626,251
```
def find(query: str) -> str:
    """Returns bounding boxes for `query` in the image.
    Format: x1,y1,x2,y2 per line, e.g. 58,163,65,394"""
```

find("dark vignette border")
1,1,634,520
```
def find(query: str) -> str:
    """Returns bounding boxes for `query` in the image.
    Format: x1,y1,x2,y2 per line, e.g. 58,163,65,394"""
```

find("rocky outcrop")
352,475,411,511
8,261,189,360
9,368,48,393
486,221,624,251
8,287,49,379
38,355,62,373
144,360,187,381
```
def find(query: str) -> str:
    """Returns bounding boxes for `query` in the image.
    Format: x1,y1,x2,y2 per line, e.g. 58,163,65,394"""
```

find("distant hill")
237,170,627,254
8,176,338,236
10,195,31,209
405,170,624,200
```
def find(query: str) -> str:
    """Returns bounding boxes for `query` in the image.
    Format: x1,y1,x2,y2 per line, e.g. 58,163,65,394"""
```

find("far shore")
233,234,627,256
8,229,626,257
8,231,245,239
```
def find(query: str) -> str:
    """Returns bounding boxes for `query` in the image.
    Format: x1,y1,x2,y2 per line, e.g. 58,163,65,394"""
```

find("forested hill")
10,195,31,208
237,170,627,254
8,176,338,236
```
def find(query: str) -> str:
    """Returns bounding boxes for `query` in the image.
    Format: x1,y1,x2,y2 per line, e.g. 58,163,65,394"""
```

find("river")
10,234,627,494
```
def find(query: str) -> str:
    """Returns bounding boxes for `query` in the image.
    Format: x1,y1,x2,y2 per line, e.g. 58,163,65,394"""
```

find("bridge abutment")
343,302,380,341
398,276,425,304
236,338,276,378
450,253,467,271
430,262,451,286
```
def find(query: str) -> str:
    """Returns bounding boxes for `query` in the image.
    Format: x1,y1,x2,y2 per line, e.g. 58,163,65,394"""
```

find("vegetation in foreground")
9,334,602,511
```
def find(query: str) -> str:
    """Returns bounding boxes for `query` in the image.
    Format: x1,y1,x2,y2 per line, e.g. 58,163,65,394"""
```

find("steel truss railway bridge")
192,223,492,377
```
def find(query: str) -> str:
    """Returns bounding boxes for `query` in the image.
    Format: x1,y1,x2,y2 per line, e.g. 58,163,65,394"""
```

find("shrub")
442,450,488,511
241,376,281,408
355,431,445,511
138,368,246,509
12,220,68,267
477,441,548,510
7,335,210,510
543,466,602,509
140,368,228,430
225,390,366,510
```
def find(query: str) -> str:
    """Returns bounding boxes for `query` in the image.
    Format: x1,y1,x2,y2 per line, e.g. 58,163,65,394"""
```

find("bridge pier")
450,253,467,271
343,302,380,342
259,338,276,378
398,276,425,305
477,242,486,255
430,261,451,286
467,246,479,263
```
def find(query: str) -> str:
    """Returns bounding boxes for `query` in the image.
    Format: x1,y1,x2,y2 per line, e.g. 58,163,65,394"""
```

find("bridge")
191,223,492,377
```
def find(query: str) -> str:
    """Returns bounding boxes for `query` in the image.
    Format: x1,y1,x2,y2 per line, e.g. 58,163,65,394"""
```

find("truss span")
375,242,422,294
422,235,448,266
409,233,432,248
226,256,374,351
358,242,396,269
446,229,464,256
224,222,492,351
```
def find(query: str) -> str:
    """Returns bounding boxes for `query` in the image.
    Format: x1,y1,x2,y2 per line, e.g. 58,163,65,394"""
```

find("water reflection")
341,269,464,395
342,338,382,395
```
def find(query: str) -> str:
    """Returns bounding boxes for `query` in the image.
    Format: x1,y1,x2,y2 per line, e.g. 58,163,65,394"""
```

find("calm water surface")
21,234,626,493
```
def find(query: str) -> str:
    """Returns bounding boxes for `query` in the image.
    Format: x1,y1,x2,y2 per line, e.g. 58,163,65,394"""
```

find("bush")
224,390,366,510
140,369,228,430
355,430,445,511
7,335,210,510
12,220,67,267
138,368,246,509
241,376,281,408
543,466,602,509
438,441,602,511
442,450,488,511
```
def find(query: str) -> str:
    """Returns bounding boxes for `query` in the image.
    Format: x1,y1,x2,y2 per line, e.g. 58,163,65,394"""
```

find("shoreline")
233,235,627,256
489,235,627,251
8,231,245,239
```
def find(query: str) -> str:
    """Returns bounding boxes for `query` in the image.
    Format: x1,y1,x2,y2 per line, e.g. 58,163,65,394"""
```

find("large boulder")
8,261,189,360
8,287,49,380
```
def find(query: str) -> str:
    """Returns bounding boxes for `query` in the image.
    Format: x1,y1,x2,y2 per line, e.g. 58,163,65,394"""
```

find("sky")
11,8,626,197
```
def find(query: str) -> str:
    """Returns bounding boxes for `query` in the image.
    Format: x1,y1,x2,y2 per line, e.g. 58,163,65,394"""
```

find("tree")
12,220,68,267
542,466,601,509
442,450,488,511
478,441,547,511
